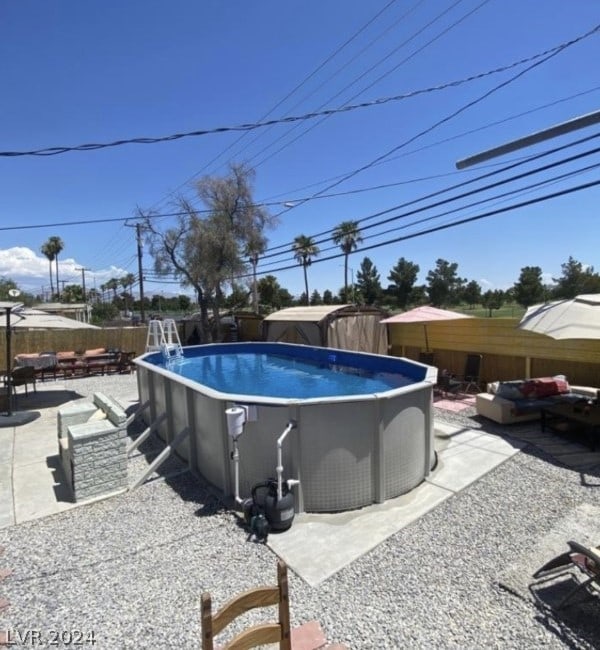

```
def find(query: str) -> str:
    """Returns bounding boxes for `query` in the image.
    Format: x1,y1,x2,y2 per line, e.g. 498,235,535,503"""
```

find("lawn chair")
437,369,462,398
5,366,37,397
200,559,291,649
459,353,483,394
531,540,600,609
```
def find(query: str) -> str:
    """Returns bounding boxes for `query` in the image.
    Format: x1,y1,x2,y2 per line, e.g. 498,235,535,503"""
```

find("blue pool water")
159,350,413,399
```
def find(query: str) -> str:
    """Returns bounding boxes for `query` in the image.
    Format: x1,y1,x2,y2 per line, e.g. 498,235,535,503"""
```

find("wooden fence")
3,317,598,389
0,327,149,369
387,317,600,388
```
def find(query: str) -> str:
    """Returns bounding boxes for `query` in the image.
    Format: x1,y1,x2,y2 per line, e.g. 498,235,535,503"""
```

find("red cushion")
520,377,569,398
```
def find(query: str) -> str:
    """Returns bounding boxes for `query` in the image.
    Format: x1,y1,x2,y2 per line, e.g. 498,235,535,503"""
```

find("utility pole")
125,221,146,323
75,267,91,302
136,223,146,323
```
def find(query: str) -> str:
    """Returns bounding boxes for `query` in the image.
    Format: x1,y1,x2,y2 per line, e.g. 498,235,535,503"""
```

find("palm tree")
292,235,319,305
106,278,120,301
244,234,266,313
332,221,362,302
120,273,136,313
40,241,56,298
41,236,64,300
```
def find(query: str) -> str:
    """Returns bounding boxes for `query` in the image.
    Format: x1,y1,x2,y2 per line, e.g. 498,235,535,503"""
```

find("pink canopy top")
380,306,473,323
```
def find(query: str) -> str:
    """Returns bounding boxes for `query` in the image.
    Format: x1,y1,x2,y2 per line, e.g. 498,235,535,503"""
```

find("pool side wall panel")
136,344,435,513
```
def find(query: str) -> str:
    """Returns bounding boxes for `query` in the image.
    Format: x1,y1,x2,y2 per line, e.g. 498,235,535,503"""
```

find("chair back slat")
201,560,291,650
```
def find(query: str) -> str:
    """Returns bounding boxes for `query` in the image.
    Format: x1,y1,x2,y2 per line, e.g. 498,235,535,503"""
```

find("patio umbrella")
517,293,600,340
380,306,473,351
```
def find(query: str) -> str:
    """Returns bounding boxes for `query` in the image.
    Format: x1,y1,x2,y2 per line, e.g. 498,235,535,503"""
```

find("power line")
234,177,600,281
256,84,600,204
270,22,599,222
250,0,490,170
3,25,596,159
257,130,600,260
256,157,600,271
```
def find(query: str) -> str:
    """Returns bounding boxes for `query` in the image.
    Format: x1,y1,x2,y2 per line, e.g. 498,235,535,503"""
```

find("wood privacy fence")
0,327,149,369
387,317,600,388
3,317,598,389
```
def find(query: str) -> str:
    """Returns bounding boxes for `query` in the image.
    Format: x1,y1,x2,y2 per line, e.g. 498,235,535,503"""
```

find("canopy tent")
380,306,472,351
262,305,388,354
517,293,600,340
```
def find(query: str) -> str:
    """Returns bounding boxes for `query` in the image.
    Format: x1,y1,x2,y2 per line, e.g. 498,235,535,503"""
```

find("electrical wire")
3,25,596,159
257,130,600,259
144,0,403,212
234,177,600,280
250,0,490,169
255,158,600,271
270,23,600,221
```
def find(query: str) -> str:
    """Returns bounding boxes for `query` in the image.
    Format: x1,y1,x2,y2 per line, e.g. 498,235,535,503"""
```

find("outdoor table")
541,402,600,450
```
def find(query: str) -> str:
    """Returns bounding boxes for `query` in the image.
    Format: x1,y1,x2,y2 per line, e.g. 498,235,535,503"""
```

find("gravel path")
1,376,599,648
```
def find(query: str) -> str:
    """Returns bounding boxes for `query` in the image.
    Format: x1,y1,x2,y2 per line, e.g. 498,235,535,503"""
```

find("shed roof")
263,305,386,323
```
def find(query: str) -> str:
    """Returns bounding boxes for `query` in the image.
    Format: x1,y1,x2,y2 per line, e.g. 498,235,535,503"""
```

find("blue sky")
1,0,599,302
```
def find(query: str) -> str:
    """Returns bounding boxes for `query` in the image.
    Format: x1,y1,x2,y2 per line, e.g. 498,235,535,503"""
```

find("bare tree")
140,163,274,341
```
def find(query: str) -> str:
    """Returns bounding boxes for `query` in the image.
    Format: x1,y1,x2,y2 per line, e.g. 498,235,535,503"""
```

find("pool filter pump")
226,407,297,541
242,479,295,542
245,478,295,533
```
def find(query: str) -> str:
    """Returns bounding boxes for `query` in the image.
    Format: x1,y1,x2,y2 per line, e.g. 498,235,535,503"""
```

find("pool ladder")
146,318,184,363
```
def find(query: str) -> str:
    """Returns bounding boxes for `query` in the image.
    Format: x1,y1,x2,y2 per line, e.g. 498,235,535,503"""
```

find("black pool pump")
242,478,295,542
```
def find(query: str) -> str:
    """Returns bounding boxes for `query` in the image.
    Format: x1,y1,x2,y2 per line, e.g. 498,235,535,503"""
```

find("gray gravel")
1,376,600,648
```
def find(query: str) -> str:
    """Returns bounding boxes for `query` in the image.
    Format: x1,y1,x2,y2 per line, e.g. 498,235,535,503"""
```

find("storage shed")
262,305,389,354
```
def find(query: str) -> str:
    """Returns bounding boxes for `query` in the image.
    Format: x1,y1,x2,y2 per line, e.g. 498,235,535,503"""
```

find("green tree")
91,301,119,325
462,280,482,308
292,234,320,305
481,289,505,316
322,289,334,305
426,259,465,307
356,256,382,305
332,221,362,301
310,289,323,305
62,284,84,302
224,284,249,310
178,294,192,311
278,287,294,308
552,256,600,298
257,275,292,310
387,257,420,309
513,266,545,307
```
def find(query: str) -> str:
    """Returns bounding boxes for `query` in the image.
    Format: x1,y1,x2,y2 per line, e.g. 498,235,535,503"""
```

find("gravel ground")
1,376,600,648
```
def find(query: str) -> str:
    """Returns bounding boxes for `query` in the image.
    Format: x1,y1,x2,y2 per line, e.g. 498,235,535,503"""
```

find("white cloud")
0,247,129,295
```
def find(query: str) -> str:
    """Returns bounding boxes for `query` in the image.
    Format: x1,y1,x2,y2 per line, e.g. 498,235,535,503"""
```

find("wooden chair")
200,559,291,650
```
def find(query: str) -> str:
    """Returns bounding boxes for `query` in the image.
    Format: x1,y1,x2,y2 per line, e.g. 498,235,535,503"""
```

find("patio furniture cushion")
488,375,570,400
85,347,106,357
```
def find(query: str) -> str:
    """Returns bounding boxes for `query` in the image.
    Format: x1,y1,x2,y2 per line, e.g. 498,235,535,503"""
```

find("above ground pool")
136,342,437,513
